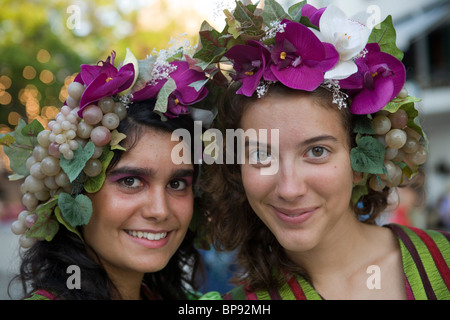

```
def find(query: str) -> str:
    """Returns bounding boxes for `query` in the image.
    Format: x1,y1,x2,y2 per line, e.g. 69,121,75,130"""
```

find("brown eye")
311,147,324,157
168,180,187,191
120,177,141,188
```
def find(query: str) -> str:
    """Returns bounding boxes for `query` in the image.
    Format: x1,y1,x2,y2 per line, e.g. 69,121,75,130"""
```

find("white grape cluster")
11,81,128,248
368,90,427,192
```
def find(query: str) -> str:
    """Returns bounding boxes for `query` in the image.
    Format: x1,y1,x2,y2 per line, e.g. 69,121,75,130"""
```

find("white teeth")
127,230,167,241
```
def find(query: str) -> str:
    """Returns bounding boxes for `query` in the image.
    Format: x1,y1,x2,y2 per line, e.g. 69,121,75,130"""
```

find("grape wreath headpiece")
3,45,214,248
194,0,428,216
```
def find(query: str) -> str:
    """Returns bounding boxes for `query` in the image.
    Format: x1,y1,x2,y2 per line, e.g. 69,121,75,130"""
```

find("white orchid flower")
311,5,372,80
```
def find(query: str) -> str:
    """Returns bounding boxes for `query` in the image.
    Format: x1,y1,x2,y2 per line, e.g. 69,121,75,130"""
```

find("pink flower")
224,40,272,97
269,20,339,91
77,51,135,117
132,60,209,118
339,43,406,114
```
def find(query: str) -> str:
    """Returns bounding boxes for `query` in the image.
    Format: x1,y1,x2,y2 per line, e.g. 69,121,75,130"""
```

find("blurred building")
300,0,450,218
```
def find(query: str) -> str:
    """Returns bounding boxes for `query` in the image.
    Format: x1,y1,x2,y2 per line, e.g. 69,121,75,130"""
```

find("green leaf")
118,48,139,96
351,184,369,206
224,9,243,39
0,134,15,147
288,0,307,22
353,115,375,135
351,136,386,174
368,15,404,61
155,77,177,115
189,78,210,92
54,205,82,240
2,119,35,176
84,148,114,193
260,0,290,26
383,96,422,113
26,197,59,241
193,21,228,64
21,119,44,138
232,1,264,37
109,130,127,151
60,141,95,183
58,193,93,227
133,55,157,93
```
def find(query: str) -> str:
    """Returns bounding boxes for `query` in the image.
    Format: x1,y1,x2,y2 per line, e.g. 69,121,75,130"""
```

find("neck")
288,210,374,283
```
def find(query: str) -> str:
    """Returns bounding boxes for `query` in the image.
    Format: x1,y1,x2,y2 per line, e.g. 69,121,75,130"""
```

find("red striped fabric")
409,226,450,290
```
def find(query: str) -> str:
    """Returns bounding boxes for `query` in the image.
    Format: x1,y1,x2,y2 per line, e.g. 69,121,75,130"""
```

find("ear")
352,170,363,184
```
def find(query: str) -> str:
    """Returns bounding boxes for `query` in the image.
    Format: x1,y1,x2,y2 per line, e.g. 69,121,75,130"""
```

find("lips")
271,205,317,224
125,230,168,241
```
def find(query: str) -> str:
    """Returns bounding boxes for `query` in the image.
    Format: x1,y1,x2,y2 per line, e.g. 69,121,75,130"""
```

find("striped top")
223,224,450,300
26,283,162,300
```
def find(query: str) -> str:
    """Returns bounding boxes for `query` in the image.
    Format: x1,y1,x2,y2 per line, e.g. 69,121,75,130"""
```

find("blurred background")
0,0,449,299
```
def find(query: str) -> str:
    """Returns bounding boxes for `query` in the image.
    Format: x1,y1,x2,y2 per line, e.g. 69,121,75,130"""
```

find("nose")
275,159,307,202
142,185,170,221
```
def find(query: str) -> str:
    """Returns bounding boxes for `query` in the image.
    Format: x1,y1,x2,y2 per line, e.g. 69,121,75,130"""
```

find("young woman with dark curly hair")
6,48,217,300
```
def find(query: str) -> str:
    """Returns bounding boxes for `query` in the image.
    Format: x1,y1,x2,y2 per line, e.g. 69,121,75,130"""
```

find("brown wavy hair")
201,82,393,291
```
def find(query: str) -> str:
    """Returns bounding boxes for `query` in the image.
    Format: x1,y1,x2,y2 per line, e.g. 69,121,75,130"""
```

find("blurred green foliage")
0,0,200,130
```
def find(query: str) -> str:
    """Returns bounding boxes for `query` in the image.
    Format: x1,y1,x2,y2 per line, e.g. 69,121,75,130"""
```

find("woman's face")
84,128,194,277
240,92,358,255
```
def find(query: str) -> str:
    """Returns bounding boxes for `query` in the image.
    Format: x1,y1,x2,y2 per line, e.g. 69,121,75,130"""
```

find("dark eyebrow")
300,135,338,147
108,166,194,179
108,166,155,178
244,135,338,150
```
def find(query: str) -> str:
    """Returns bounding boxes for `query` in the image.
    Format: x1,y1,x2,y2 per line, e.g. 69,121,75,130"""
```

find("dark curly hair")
202,82,393,291
11,99,205,299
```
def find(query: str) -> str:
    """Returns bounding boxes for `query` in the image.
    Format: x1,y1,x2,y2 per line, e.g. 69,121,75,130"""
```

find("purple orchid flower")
132,60,209,118
270,19,339,91
224,40,272,97
77,51,135,117
339,43,406,114
301,4,326,28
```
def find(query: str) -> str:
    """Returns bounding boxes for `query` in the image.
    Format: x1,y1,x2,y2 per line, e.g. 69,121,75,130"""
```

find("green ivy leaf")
351,136,386,174
260,0,290,26
60,141,95,183
193,21,228,65
368,15,404,61
2,119,35,176
21,119,44,138
288,0,307,22
232,1,264,37
154,77,177,115
224,9,243,39
353,115,375,135
383,96,422,113
84,148,114,193
58,193,93,227
0,134,15,147
110,130,127,151
54,205,82,240
351,184,369,206
26,197,59,241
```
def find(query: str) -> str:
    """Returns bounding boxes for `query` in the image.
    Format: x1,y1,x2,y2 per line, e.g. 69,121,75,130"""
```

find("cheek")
241,165,273,203
312,162,354,200
170,195,194,227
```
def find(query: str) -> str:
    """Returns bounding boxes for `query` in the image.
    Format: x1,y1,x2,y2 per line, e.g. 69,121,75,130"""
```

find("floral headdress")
194,0,428,211
3,45,213,248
